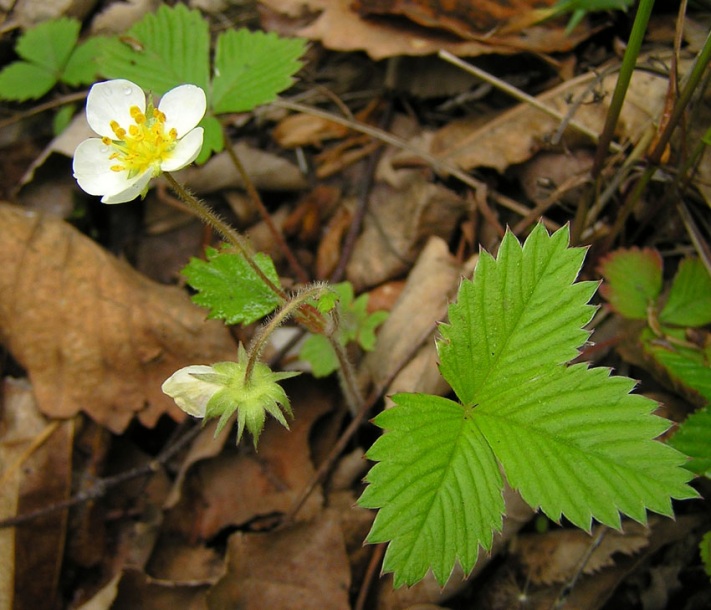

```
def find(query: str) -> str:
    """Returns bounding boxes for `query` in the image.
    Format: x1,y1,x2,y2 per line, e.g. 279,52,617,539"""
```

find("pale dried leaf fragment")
260,0,588,60
430,56,692,173
514,523,651,586
209,510,350,610
0,378,74,610
0,203,235,433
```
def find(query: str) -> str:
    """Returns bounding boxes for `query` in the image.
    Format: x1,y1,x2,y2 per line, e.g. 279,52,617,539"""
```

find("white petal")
101,169,153,204
162,365,220,417
161,128,204,172
73,138,136,197
159,84,206,138
86,79,146,139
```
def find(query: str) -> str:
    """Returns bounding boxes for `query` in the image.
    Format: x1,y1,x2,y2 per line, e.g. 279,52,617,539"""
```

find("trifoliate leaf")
670,405,711,477
598,247,663,320
62,36,110,86
660,258,711,327
0,17,83,101
99,4,210,95
212,29,305,113
181,247,282,325
16,17,79,74
359,224,697,588
0,61,56,101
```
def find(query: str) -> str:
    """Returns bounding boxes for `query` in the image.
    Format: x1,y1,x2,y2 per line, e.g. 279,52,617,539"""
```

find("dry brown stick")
329,97,394,282
0,422,202,529
354,543,387,610
271,99,506,237
223,131,311,284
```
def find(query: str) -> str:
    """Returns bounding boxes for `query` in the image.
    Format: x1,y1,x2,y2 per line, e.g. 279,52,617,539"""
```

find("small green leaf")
53,104,76,135
16,17,79,74
62,37,110,86
299,282,387,377
212,29,306,113
195,114,224,165
643,329,711,404
300,334,339,377
660,258,711,327
0,61,56,101
181,247,282,325
99,4,210,95
700,531,711,580
360,225,697,588
670,405,711,477
598,247,663,320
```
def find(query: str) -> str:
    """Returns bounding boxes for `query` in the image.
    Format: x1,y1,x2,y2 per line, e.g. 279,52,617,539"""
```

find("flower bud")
162,347,299,448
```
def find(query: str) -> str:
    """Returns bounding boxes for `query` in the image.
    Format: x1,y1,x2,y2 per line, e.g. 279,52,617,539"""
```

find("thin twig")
552,526,608,610
330,97,394,282
271,99,505,237
0,90,88,130
0,423,203,529
438,50,621,153
222,129,311,284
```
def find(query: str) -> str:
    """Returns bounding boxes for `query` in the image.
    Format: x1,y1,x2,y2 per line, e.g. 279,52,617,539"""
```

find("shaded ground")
1,1,710,609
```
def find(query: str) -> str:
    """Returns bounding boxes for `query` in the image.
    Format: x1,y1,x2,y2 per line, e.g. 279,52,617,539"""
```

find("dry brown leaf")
352,0,557,37
0,203,236,433
361,236,462,397
4,0,97,28
514,524,650,586
430,56,692,174
346,176,467,290
112,569,210,610
0,378,74,610
208,510,351,610
176,142,308,194
159,377,334,544
261,0,588,60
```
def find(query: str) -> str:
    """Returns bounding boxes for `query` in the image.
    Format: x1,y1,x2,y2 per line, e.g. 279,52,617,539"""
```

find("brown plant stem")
222,131,310,284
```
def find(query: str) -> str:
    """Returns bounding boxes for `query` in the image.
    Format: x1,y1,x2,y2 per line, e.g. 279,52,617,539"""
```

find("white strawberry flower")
162,346,300,448
161,365,222,418
73,79,206,204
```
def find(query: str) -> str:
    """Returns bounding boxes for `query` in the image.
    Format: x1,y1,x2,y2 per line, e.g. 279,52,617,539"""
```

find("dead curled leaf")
0,203,236,433
513,523,651,586
208,510,351,610
429,55,693,173
260,0,589,60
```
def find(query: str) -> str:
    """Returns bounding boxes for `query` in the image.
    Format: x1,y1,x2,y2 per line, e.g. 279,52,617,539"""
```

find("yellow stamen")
104,101,179,175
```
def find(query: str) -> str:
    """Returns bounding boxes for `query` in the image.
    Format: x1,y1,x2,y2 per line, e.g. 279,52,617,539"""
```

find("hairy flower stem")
165,175,364,417
244,285,328,381
164,172,287,300
223,132,310,284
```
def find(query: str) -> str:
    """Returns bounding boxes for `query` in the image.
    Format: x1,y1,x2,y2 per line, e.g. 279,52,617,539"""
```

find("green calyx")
201,346,299,448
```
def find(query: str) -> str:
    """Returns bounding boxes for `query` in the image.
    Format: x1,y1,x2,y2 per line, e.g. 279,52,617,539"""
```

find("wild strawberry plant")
51,2,702,592
358,225,697,586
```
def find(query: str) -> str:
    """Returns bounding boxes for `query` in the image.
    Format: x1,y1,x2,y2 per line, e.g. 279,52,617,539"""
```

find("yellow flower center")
102,105,178,177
